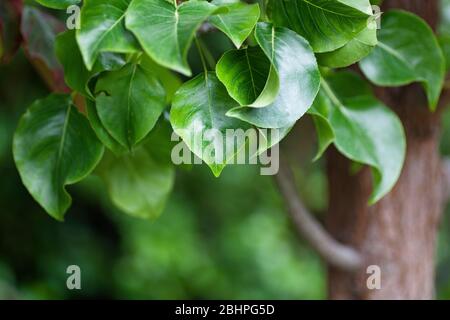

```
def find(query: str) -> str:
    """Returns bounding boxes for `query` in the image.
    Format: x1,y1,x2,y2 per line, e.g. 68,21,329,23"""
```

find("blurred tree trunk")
326,0,447,299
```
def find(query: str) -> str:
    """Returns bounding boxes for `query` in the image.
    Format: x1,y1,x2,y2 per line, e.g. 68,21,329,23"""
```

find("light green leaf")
227,22,320,129
360,10,445,110
99,122,175,219
76,0,139,70
209,0,260,48
170,72,252,176
216,46,279,107
13,94,104,220
126,0,218,76
56,30,126,98
268,0,371,53
95,63,166,150
35,0,80,9
311,72,406,204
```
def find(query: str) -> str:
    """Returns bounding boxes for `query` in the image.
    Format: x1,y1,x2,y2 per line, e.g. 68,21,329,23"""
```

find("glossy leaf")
56,30,126,98
13,94,104,220
227,23,320,129
99,123,175,219
95,63,166,150
317,3,377,68
170,72,252,176
76,0,139,70
209,0,260,48
310,72,406,204
126,0,218,76
216,46,279,107
35,0,80,9
268,0,371,53
360,10,445,110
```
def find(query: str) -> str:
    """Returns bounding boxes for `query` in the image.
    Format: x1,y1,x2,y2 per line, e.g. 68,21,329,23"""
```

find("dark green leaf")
13,94,104,220
216,46,279,107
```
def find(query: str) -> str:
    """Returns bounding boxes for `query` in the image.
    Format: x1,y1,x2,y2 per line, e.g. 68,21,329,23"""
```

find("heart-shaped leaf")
95,63,166,150
227,22,320,129
126,0,218,76
13,94,104,220
76,0,139,70
360,10,446,110
268,0,370,53
170,72,252,176
310,72,406,204
209,0,260,48
216,46,279,107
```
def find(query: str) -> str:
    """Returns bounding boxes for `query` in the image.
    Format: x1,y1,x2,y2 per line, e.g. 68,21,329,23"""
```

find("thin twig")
275,158,363,272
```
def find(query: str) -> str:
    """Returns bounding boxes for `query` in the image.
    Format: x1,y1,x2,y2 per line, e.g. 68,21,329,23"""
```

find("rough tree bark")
326,0,448,299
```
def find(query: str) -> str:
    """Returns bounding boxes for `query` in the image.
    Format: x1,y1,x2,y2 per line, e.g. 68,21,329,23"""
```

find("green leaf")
76,0,139,70
227,22,320,129
98,122,175,219
209,0,260,48
360,10,446,110
35,0,80,9
85,99,127,155
170,72,252,176
56,30,126,98
13,94,104,220
268,0,371,53
126,0,219,76
216,46,279,107
95,63,166,150
316,3,377,68
311,72,406,204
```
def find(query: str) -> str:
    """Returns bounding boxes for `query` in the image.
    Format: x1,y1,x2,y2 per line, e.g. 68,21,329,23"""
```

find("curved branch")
275,159,363,272
443,157,450,201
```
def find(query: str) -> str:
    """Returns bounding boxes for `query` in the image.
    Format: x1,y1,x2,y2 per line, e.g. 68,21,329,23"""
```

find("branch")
275,159,363,272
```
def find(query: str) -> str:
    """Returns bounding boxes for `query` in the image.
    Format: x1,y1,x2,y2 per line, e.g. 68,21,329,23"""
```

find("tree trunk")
326,0,447,299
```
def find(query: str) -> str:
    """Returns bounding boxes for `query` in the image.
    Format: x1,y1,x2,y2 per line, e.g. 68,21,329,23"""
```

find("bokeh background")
1,2,450,299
